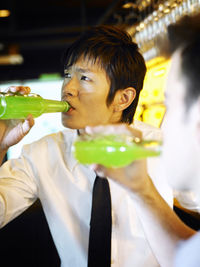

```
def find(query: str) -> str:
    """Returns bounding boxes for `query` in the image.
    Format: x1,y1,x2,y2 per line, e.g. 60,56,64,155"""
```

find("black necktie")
88,176,112,267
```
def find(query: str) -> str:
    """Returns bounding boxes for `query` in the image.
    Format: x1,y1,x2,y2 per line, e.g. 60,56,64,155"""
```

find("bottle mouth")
64,102,71,112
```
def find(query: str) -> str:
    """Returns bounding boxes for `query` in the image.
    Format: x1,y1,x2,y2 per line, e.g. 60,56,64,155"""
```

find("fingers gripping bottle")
0,92,70,119
73,134,161,168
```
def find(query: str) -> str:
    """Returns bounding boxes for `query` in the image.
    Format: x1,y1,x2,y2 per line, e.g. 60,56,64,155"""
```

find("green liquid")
73,135,161,168
0,94,70,119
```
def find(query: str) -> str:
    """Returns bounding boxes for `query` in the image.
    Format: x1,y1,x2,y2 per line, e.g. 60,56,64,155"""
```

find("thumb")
21,115,34,136
4,115,35,149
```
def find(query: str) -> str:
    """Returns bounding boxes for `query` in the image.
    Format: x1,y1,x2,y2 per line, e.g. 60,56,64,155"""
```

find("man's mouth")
62,99,74,112
67,107,74,113
63,102,75,114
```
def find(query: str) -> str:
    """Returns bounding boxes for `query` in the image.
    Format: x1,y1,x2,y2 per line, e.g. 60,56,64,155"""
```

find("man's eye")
64,72,71,78
81,75,90,81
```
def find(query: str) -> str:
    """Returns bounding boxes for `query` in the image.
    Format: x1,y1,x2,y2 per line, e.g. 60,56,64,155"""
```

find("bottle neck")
43,99,70,113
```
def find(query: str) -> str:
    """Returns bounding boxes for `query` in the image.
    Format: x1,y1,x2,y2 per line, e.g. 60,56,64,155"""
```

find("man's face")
61,57,120,129
161,50,200,193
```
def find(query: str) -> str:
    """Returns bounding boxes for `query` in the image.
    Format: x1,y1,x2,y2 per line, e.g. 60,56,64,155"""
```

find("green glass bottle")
73,134,161,168
0,92,70,119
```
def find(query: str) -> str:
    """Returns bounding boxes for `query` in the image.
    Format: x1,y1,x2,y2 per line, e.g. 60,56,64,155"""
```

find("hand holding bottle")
74,123,160,165
0,86,34,154
84,124,154,194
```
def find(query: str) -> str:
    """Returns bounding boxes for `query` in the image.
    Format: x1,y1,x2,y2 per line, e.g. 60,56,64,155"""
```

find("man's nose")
62,78,78,97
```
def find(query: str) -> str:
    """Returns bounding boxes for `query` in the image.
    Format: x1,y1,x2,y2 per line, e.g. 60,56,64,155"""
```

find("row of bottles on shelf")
134,0,200,60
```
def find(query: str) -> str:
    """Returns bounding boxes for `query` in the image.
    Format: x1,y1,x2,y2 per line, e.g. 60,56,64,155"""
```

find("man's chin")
61,118,84,130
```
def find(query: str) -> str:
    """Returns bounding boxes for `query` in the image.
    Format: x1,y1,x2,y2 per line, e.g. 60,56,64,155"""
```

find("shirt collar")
62,128,79,172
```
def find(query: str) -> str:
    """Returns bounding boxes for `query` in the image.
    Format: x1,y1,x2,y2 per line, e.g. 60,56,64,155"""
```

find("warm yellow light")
140,22,145,29
142,106,166,128
146,56,166,68
122,2,135,8
153,68,166,77
134,59,170,128
0,54,23,65
0,9,10,18
164,8,170,14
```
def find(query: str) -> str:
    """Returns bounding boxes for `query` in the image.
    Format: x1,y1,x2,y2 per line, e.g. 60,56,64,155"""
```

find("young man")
86,14,200,267
0,25,171,267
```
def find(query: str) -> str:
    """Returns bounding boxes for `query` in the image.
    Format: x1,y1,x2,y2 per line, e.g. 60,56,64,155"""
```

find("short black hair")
167,14,200,107
63,25,146,124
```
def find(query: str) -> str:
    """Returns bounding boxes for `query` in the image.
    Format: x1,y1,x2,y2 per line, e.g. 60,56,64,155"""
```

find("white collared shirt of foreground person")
0,120,173,267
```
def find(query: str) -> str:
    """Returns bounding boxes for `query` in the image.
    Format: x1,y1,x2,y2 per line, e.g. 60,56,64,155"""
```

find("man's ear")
113,87,136,112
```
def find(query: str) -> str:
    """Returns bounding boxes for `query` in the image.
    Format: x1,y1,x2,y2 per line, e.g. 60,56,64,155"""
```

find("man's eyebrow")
64,66,94,73
75,67,93,73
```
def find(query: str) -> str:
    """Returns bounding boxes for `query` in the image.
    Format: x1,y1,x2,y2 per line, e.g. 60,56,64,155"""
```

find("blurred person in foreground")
0,25,172,266
86,14,200,267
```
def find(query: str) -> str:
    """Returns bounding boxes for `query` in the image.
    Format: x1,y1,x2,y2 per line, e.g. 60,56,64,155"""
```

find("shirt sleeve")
174,232,200,267
0,151,38,228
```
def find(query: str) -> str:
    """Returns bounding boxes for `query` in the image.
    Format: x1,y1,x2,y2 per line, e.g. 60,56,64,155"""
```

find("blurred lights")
153,68,166,76
0,55,24,65
0,9,10,17
134,0,200,61
122,2,136,8
134,60,170,128
164,8,170,13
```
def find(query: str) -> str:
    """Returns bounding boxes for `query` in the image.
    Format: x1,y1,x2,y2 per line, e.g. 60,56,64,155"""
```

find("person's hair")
63,25,146,124
167,14,200,108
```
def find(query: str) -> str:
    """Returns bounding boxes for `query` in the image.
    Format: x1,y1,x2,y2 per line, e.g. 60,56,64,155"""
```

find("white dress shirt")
0,121,172,267
174,232,200,267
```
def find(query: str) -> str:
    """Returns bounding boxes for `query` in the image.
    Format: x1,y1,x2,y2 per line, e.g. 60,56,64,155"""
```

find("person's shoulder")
23,128,77,152
40,128,77,143
132,120,162,141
